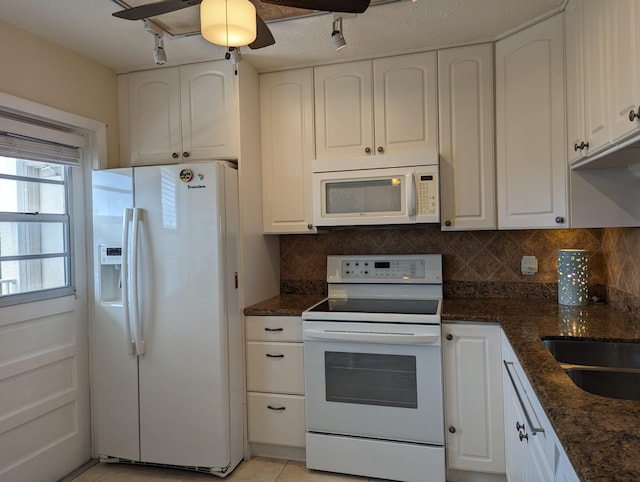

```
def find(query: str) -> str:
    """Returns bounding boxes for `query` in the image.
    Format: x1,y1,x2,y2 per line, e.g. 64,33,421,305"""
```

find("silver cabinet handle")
629,108,640,122
503,361,545,435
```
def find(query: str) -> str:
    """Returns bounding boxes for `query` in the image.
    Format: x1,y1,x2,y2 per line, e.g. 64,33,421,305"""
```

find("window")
0,133,79,306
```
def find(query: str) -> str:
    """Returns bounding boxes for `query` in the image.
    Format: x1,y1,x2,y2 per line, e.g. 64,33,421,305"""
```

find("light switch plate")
521,256,538,275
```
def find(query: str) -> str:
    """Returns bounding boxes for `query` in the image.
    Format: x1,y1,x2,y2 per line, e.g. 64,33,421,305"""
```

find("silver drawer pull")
503,361,545,435
265,327,284,332
266,353,284,358
267,405,286,411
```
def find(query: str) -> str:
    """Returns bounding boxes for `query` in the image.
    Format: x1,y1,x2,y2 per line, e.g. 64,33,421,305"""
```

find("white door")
92,168,140,461
180,61,237,160
496,14,567,229
314,60,374,160
0,166,90,482
582,0,611,153
134,163,234,468
443,323,505,473
438,44,496,230
128,67,182,166
373,52,438,155
260,68,316,234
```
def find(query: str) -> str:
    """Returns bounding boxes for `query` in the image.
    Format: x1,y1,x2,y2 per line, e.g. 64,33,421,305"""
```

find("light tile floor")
70,457,390,482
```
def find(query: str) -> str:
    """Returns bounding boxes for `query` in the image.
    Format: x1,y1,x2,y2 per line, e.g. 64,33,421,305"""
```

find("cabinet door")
565,0,588,163
438,44,496,230
180,61,237,160
609,0,640,142
443,323,505,474
503,372,527,482
582,0,611,153
314,60,373,160
128,67,182,166
260,69,316,234
373,52,438,155
496,14,567,229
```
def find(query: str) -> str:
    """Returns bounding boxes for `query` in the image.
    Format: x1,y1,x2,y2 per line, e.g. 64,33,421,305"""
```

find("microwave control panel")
416,172,438,216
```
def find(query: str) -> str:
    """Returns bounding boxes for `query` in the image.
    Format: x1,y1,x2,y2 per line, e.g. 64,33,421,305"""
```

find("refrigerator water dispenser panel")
99,245,122,304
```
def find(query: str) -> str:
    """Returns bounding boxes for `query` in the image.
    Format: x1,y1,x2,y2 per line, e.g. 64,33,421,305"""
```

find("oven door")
303,321,443,445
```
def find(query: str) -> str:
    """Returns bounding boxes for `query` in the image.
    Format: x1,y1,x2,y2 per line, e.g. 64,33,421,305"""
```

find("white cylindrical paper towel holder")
557,249,589,306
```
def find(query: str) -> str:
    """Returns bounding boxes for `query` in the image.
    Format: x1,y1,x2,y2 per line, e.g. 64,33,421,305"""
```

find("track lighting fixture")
153,34,167,65
331,16,347,51
225,47,243,65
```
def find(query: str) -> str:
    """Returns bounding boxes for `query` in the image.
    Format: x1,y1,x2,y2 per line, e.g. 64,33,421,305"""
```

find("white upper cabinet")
608,0,640,143
582,0,611,155
496,14,568,229
179,62,237,161
567,0,640,166
260,68,316,234
314,52,437,160
122,60,237,166
566,0,587,163
438,44,496,231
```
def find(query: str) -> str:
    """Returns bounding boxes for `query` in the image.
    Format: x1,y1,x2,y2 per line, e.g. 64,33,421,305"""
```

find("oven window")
324,351,417,409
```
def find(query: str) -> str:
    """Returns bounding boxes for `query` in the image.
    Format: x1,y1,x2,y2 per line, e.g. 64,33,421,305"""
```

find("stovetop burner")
308,298,440,316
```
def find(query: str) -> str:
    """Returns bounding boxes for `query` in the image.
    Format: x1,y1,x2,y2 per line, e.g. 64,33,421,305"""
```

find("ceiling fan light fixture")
201,0,257,47
331,16,347,51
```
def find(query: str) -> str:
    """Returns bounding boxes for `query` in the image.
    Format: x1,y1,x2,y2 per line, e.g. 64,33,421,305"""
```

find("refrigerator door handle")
131,207,146,356
122,208,135,355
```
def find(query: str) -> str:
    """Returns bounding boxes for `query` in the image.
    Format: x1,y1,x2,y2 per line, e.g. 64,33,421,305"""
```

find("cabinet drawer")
246,342,304,394
245,316,302,342
247,393,306,448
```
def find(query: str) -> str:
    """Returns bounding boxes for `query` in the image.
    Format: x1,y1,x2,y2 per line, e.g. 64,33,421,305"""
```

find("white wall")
0,19,120,167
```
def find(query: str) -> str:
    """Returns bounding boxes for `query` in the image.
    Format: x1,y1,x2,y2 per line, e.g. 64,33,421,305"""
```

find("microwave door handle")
407,172,416,217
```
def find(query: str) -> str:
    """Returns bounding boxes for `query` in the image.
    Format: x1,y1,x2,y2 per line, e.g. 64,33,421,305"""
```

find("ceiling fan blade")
260,0,370,13
249,14,276,49
113,0,202,20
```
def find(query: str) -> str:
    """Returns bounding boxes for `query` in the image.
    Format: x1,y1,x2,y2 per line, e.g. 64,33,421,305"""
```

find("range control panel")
327,254,442,284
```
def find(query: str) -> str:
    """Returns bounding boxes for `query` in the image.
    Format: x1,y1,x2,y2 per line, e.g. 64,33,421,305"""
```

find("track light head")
331,16,346,51
153,35,167,65
225,47,243,65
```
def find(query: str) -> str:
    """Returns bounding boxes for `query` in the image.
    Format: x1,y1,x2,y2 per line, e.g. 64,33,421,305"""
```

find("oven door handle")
304,329,439,344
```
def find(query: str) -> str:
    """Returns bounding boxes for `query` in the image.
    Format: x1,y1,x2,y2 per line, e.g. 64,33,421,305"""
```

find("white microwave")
312,153,440,227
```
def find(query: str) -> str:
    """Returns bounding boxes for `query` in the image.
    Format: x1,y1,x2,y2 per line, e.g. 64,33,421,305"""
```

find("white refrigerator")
91,161,243,476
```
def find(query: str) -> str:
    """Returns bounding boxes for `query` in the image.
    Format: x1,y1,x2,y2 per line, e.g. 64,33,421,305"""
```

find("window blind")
0,132,81,166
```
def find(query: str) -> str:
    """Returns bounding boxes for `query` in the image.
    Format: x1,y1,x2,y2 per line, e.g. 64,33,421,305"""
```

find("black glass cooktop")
308,298,440,315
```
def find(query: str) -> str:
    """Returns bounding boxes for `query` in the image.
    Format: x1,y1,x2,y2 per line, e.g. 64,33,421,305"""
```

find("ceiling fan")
112,0,371,49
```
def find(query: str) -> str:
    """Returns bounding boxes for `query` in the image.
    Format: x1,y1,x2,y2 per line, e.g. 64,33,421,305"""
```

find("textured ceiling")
0,0,565,73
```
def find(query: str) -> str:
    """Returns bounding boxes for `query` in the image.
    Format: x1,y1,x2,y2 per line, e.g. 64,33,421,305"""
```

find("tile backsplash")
601,228,640,313
281,225,640,302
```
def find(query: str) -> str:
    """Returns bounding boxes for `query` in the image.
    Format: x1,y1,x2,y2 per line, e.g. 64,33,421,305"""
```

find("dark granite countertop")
442,298,640,482
244,294,325,316
244,295,640,481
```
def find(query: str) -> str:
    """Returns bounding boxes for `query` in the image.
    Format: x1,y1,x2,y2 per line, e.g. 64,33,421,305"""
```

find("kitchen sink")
541,338,640,369
564,368,640,401
541,337,640,401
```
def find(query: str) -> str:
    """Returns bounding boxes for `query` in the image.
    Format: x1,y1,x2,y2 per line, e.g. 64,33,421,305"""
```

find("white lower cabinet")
443,322,505,479
245,316,305,459
501,331,579,482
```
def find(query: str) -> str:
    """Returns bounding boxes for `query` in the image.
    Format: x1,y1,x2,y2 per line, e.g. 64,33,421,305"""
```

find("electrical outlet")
521,256,538,275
